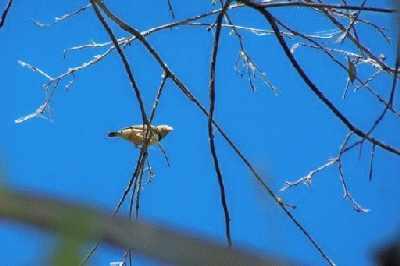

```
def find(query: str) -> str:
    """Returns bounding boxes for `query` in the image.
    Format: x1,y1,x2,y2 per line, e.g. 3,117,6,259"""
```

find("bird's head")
156,125,173,139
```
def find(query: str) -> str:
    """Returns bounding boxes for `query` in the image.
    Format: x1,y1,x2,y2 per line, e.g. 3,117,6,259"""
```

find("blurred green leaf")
50,234,82,266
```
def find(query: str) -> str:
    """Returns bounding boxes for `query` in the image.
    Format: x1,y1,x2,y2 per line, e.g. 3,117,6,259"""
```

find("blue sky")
1,1,400,265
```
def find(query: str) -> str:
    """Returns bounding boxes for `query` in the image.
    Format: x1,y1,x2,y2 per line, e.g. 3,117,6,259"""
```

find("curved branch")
0,189,286,266
208,0,233,247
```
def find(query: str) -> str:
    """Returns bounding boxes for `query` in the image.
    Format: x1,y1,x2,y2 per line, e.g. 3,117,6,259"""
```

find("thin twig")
218,0,278,93
157,143,171,167
254,1,395,13
337,133,369,213
125,151,150,265
369,144,377,181
81,151,148,265
208,0,233,247
280,158,338,191
127,182,135,265
134,166,145,219
149,72,172,167
310,0,397,74
282,132,369,213
0,0,13,29
150,72,169,123
166,0,176,19
33,3,92,27
281,136,365,192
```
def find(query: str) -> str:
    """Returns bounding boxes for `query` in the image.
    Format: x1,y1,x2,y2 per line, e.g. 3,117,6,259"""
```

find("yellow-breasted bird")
108,124,173,147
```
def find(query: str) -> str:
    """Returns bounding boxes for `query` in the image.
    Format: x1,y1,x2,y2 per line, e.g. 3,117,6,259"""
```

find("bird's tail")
108,131,120,137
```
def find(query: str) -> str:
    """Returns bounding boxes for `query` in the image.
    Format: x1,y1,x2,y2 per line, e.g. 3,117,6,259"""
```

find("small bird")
108,124,173,147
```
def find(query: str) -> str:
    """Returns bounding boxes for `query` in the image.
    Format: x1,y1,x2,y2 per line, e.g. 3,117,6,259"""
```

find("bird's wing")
122,124,156,131
121,124,144,130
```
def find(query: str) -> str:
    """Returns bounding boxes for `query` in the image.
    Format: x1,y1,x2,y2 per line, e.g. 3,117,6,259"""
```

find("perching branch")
83,3,154,263
81,150,148,265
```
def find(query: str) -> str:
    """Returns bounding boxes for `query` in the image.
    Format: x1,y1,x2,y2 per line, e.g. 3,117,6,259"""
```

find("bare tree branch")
166,0,176,19
33,3,91,27
255,1,395,13
81,151,148,265
0,0,13,29
208,0,233,247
